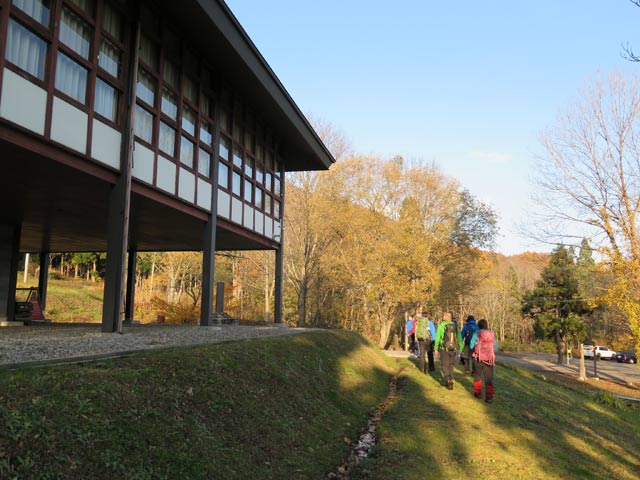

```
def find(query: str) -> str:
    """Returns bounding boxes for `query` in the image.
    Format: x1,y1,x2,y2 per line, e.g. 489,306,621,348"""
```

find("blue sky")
225,0,640,255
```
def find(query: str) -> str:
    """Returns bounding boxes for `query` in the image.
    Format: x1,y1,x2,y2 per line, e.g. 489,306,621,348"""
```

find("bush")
500,340,557,354
150,297,199,325
593,391,625,410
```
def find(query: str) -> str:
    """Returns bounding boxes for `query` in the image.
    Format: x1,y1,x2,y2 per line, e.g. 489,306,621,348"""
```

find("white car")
584,345,616,360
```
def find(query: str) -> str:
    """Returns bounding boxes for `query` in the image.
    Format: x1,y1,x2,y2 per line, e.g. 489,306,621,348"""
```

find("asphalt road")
498,352,640,386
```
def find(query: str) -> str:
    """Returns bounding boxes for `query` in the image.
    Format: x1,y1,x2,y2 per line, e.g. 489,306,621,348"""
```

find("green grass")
18,275,103,323
2,331,639,480
0,330,396,479
351,359,640,480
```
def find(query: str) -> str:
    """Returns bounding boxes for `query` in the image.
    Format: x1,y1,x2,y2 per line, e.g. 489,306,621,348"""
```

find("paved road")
498,352,640,386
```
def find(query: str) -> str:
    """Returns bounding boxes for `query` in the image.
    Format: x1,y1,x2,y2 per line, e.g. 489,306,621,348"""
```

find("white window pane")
13,0,50,27
232,171,241,196
219,136,230,161
134,104,153,143
244,180,252,203
180,136,194,167
136,67,155,106
161,87,178,119
55,52,87,103
182,107,196,136
219,162,229,189
60,7,92,59
198,148,211,177
159,122,176,156
99,38,120,78
95,78,118,121
6,20,47,80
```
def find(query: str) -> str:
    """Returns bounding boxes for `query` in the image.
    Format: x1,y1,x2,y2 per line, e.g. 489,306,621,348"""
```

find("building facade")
0,0,334,329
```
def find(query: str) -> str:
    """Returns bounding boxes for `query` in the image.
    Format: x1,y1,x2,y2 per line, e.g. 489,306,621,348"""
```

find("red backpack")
474,330,496,365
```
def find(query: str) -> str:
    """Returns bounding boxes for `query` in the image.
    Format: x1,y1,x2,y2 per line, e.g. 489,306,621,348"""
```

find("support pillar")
124,250,137,324
38,251,50,314
273,160,285,324
215,282,225,313
102,14,139,333
200,101,221,326
0,224,21,324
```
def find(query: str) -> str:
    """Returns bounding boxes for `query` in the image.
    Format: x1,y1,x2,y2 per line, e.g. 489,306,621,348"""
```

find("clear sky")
225,0,640,255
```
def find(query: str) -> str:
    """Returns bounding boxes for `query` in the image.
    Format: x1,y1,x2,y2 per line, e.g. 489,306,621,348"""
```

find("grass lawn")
2,329,639,479
352,359,640,480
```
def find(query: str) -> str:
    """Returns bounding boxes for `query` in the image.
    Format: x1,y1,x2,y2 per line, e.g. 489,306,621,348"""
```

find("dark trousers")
462,345,474,373
440,350,456,381
418,339,435,373
473,359,494,386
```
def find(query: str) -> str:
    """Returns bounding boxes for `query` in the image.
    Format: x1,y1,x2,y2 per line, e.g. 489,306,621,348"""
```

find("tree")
533,72,640,351
522,246,589,364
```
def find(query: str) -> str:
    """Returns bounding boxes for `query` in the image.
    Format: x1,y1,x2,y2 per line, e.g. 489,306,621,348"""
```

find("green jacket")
434,321,464,351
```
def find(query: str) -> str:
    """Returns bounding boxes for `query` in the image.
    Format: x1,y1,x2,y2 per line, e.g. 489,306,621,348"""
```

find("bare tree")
534,71,640,349
622,1,640,61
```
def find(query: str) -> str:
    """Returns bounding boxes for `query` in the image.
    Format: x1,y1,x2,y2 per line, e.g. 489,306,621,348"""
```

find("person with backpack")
460,315,479,374
415,311,436,373
434,311,463,390
470,318,499,403
406,315,417,354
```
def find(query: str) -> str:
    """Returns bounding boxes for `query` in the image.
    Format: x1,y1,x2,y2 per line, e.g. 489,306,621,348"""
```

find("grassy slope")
352,361,640,480
2,331,639,480
0,331,396,479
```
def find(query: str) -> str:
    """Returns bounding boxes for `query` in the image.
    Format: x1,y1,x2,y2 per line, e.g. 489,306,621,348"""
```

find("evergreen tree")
522,245,589,364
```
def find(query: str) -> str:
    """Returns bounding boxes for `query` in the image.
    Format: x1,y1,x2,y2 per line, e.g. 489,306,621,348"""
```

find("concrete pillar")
0,224,21,323
38,252,50,314
215,281,225,313
124,250,137,324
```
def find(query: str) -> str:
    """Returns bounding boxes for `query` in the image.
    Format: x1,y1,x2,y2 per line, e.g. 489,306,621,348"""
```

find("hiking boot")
474,392,481,399
485,398,493,404
447,379,454,390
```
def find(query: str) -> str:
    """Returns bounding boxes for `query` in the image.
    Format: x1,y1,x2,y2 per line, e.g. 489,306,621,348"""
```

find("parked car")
615,351,637,364
583,345,616,360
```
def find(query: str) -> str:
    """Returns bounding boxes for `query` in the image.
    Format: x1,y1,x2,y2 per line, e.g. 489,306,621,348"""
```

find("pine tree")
522,245,589,364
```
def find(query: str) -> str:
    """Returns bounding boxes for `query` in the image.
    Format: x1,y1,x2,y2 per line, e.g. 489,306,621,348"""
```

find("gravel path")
0,324,311,368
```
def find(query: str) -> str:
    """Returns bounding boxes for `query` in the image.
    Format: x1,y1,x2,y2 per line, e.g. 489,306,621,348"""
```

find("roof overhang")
154,0,335,172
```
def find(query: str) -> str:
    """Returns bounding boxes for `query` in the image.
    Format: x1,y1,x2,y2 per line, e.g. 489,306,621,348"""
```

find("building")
0,0,334,330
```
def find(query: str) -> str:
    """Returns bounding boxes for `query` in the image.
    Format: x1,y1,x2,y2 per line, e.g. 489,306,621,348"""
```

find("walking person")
460,315,479,374
470,319,499,403
434,312,463,390
406,315,417,354
415,311,436,373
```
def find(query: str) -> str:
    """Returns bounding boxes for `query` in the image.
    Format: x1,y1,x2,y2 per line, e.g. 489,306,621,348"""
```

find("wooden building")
0,0,334,330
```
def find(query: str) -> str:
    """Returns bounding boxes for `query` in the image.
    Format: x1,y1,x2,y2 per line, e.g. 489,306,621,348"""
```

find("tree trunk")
297,278,308,327
556,332,564,365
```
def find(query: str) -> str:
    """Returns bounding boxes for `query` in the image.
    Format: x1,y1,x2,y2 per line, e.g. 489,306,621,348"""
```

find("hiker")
460,315,479,374
406,315,417,353
415,311,436,373
434,311,463,390
470,319,499,403
566,345,572,365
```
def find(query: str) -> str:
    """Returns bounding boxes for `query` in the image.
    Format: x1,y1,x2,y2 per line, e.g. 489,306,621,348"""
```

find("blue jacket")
461,319,479,345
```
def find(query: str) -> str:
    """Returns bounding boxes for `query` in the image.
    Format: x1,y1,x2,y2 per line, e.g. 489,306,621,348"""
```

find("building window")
182,107,196,136
69,0,95,17
219,136,230,161
180,136,194,167
159,122,176,156
245,156,254,178
134,104,153,144
255,187,263,209
244,179,253,202
59,6,92,59
5,19,48,80
182,75,197,105
233,147,242,168
200,121,212,146
139,33,158,70
265,194,272,215
256,163,264,185
198,148,211,177
95,78,118,121
55,52,88,103
98,37,120,78
274,177,281,196
102,2,123,40
274,199,280,219
219,162,229,189
13,0,51,27
162,60,179,88
136,67,156,106
161,87,178,119
265,172,272,192
232,171,241,196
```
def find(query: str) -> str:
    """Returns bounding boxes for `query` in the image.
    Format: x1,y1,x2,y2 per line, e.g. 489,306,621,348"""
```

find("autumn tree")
522,246,589,364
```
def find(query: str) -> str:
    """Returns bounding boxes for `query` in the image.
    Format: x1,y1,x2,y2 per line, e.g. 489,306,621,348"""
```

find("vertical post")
0,224,20,323
23,253,30,284
273,160,285,324
200,100,221,326
124,250,137,324
102,13,139,333
579,343,586,381
215,282,225,313
38,252,50,313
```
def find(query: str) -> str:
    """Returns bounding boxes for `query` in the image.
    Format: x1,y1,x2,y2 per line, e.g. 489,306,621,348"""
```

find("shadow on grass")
353,355,640,480
0,330,401,480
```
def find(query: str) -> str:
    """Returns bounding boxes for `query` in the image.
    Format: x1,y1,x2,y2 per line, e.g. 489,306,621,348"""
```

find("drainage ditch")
326,368,404,479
